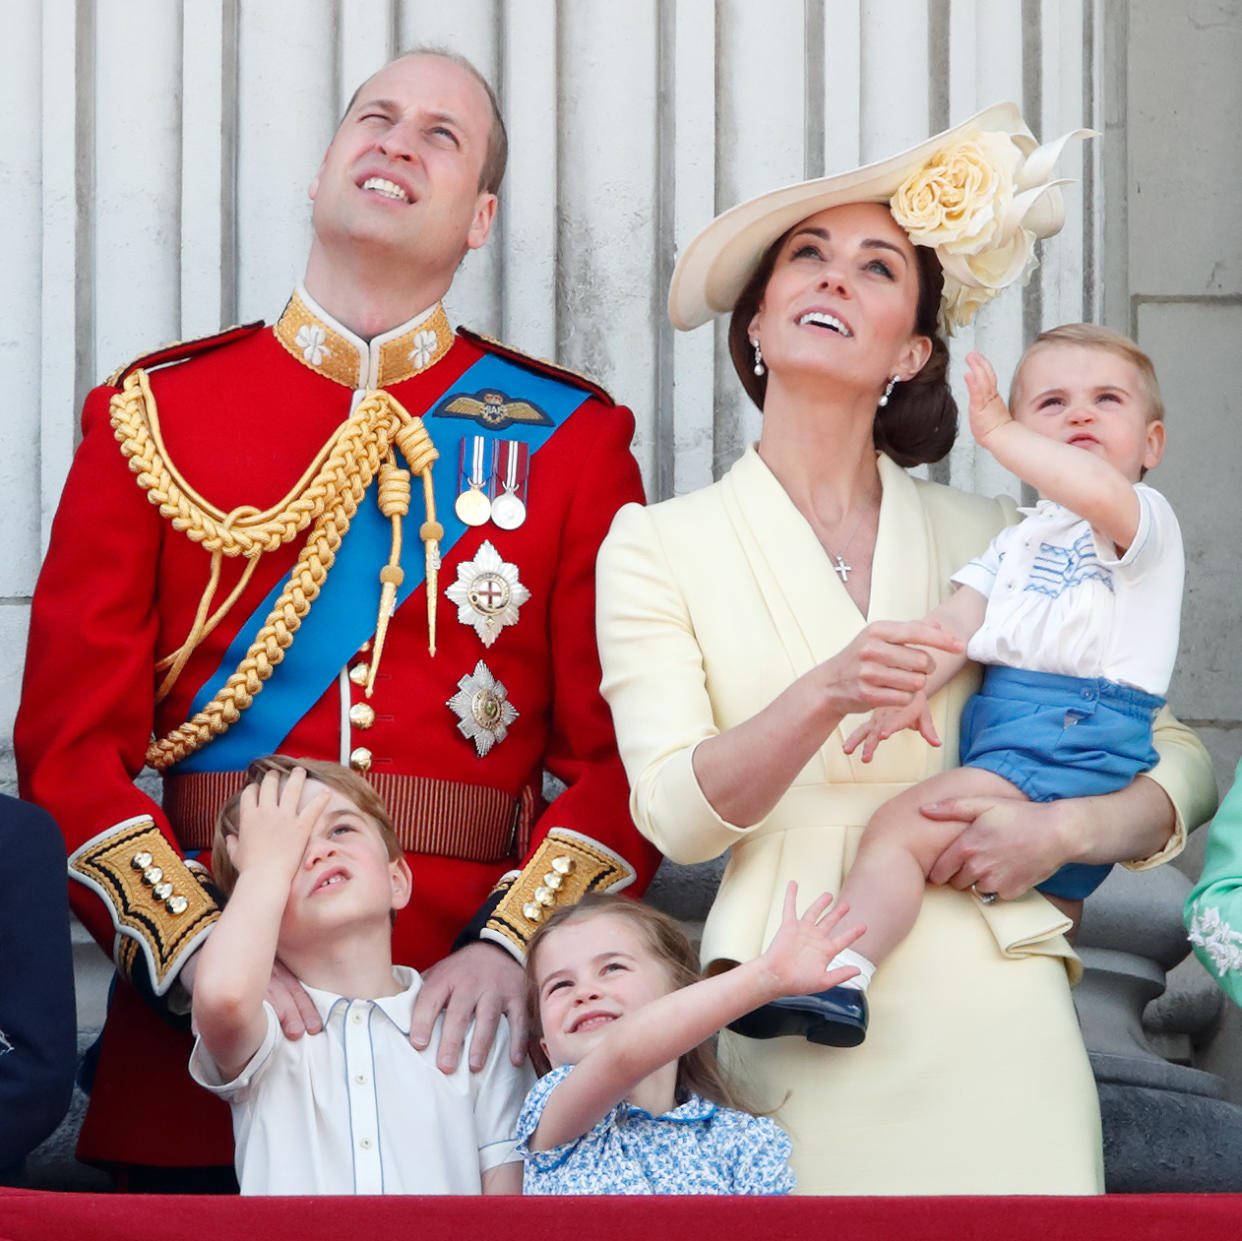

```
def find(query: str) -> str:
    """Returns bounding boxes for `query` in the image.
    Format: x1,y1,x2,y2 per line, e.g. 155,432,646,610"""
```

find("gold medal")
455,435,493,526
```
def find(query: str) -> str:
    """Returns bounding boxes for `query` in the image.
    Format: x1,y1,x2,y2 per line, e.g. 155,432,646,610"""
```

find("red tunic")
16,293,660,1167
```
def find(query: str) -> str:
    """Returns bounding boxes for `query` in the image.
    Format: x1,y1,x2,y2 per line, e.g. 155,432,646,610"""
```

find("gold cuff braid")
110,369,439,770
69,818,219,994
482,829,637,959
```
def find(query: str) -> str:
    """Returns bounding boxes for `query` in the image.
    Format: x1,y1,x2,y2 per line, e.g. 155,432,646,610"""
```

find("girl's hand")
843,690,940,762
964,350,1012,446
229,767,331,885
817,621,963,719
759,882,866,997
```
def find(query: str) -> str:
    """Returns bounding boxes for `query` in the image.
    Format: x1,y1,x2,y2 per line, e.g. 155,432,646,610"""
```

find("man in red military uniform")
16,49,659,1182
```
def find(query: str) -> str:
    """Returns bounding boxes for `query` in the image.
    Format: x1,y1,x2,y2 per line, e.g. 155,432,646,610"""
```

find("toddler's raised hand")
228,767,331,884
964,350,1013,446
759,882,865,997
843,690,940,762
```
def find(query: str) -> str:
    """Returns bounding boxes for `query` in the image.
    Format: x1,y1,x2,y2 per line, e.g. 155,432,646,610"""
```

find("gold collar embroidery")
274,288,454,388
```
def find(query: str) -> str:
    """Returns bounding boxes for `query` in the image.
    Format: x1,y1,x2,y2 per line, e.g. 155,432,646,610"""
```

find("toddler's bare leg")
841,767,1026,966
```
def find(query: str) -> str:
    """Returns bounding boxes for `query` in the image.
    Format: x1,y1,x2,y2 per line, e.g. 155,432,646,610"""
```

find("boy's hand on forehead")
230,767,331,881
964,350,1013,445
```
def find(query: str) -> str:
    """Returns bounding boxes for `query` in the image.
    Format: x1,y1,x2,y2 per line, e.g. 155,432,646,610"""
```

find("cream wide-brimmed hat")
668,102,1092,335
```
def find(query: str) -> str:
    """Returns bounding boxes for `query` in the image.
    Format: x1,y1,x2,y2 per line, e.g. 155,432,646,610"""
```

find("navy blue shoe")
727,986,868,1047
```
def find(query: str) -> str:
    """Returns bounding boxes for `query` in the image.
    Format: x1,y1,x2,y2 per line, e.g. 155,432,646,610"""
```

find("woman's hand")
817,621,964,719
922,794,1072,899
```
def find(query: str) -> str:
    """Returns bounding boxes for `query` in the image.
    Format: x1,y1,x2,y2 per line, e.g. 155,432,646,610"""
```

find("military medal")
455,436,494,526
490,439,529,530
446,540,531,647
447,660,518,756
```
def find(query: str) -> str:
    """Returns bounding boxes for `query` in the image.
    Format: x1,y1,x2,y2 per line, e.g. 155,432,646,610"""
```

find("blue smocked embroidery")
1025,532,1114,598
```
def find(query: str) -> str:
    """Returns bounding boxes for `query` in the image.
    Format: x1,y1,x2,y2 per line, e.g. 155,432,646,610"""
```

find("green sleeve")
1185,758,1242,1006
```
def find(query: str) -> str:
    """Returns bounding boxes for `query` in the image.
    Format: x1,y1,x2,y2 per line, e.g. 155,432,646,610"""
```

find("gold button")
349,702,376,730
142,866,163,886
550,856,574,875
166,895,188,915
349,747,373,773
534,885,555,907
522,902,544,923
132,851,153,870
348,662,370,687
152,881,173,900
358,639,372,654
543,871,563,891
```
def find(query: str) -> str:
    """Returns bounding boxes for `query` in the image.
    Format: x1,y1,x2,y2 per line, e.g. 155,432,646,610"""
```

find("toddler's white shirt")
190,964,532,1195
951,483,1183,696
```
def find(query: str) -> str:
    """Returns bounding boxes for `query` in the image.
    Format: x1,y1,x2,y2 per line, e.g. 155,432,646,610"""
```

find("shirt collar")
274,284,454,389
624,1092,718,1124
301,964,423,1030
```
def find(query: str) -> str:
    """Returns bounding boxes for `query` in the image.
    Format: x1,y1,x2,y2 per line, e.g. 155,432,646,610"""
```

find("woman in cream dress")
596,105,1215,1194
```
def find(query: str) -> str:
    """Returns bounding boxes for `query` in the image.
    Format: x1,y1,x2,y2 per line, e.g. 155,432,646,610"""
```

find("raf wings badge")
437,388,554,431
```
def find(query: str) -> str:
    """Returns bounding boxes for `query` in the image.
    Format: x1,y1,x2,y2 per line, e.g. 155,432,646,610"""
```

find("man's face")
309,53,497,276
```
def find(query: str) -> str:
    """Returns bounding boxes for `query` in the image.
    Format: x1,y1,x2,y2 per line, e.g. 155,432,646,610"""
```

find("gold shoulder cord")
111,369,441,771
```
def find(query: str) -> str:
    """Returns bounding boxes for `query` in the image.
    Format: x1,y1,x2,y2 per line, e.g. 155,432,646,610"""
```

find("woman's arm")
691,619,964,827
1186,760,1242,1006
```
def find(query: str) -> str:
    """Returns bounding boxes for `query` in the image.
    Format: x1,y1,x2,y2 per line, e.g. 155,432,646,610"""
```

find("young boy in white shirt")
189,755,530,1194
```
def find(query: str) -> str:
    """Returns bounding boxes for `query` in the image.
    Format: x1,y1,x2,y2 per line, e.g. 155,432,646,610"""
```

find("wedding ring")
971,883,998,906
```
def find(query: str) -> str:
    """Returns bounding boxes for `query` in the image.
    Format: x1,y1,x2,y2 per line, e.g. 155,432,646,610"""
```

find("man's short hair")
212,754,400,897
341,47,508,195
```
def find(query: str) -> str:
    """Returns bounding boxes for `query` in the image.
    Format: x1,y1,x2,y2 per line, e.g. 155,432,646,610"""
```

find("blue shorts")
959,665,1164,900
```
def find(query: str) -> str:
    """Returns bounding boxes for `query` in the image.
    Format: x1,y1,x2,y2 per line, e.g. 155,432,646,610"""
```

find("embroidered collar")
275,285,454,389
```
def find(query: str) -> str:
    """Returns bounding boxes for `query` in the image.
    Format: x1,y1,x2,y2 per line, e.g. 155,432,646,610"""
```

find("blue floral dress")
516,1064,795,1195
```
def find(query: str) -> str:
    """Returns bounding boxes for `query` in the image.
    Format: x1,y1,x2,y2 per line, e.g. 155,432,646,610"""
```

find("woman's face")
748,201,930,400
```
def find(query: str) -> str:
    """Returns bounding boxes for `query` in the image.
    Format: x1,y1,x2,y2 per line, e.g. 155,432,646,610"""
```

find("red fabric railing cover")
3,1190,1242,1241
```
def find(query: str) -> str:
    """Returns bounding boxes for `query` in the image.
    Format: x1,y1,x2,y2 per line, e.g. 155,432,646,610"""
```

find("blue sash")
173,353,591,772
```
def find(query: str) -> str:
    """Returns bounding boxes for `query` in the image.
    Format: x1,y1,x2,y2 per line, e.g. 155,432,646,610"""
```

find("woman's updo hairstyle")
727,221,958,468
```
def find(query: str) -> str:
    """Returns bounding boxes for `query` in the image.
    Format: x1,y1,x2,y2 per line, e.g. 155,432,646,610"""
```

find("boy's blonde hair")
1011,323,1165,423
524,893,754,1114
212,754,401,897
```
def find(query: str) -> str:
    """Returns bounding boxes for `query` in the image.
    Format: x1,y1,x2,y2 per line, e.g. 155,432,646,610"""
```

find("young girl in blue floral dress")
516,885,862,1194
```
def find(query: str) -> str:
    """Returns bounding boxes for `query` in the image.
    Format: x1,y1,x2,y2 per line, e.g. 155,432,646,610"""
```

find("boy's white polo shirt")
189,965,532,1195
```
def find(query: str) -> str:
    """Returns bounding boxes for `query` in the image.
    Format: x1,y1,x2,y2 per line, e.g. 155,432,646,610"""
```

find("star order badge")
446,541,531,648
447,661,518,757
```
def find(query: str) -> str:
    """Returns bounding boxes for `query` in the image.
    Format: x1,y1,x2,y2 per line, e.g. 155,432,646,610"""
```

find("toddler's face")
1011,343,1165,482
533,913,674,1068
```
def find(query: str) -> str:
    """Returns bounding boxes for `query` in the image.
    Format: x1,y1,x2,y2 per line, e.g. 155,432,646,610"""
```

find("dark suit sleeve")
0,797,77,1176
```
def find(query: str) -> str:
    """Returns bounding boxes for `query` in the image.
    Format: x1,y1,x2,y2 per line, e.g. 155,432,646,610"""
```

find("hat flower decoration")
668,102,1094,337
890,122,1093,333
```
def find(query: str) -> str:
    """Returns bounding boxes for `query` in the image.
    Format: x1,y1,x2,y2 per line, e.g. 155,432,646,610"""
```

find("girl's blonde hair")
212,754,400,896
524,893,753,1113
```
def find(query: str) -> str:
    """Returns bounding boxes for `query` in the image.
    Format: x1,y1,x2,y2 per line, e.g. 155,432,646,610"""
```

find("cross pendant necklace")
825,478,879,586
